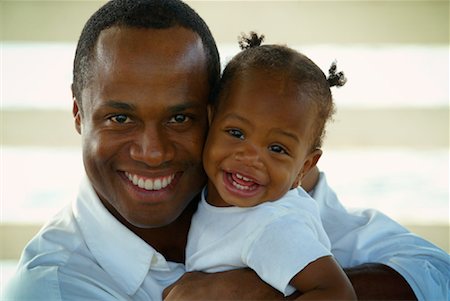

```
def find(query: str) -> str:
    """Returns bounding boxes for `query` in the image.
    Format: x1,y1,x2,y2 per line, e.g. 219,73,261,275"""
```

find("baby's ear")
292,149,322,189
207,104,215,125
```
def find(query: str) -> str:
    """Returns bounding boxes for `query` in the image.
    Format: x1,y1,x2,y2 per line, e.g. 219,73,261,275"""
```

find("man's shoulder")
5,251,120,301
26,205,86,261
3,206,98,300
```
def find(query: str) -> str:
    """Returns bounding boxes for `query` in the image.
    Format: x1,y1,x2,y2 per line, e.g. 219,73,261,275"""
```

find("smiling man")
75,25,210,230
4,1,449,300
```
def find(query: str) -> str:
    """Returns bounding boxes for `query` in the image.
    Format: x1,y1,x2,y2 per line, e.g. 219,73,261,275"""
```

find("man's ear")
207,104,215,126
72,98,82,135
291,149,322,188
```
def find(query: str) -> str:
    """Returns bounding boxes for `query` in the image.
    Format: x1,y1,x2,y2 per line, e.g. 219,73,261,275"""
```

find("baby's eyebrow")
222,113,251,125
271,128,300,143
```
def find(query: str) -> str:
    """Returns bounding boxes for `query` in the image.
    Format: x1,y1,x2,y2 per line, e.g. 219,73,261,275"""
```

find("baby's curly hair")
212,31,346,151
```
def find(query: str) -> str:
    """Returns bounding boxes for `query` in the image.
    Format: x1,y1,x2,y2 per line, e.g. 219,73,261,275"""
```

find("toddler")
186,32,355,300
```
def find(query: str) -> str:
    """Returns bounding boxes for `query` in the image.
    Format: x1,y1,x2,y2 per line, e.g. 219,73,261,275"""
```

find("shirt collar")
72,175,171,295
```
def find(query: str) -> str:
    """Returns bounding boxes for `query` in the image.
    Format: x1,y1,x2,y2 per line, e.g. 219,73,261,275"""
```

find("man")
4,1,449,300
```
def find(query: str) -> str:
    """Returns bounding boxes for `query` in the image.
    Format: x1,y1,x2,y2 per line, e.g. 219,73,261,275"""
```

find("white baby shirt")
186,187,332,296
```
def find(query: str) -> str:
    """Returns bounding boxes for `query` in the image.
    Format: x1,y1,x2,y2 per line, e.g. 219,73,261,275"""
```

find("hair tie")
238,31,265,50
327,61,347,87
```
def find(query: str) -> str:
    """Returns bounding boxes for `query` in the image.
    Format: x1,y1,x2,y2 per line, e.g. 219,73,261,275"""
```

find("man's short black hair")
72,0,220,108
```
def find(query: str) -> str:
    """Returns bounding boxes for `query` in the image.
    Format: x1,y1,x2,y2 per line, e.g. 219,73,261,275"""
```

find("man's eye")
110,114,130,124
169,114,189,123
227,129,244,140
269,144,287,154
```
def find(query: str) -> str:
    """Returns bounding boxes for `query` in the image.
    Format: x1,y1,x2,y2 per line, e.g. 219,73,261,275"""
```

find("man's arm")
308,167,449,301
302,167,417,300
163,269,295,300
163,265,416,301
345,264,417,300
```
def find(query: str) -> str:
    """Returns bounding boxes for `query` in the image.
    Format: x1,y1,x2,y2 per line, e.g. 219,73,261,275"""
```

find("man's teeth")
235,173,253,182
125,172,175,191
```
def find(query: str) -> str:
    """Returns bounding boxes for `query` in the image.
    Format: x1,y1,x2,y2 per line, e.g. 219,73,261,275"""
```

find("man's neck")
122,197,199,263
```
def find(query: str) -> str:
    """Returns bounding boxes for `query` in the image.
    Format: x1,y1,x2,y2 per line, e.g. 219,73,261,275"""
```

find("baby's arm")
290,255,356,300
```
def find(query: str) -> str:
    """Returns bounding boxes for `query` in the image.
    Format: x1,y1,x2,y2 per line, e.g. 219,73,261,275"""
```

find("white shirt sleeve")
4,261,130,301
242,213,331,296
309,172,450,301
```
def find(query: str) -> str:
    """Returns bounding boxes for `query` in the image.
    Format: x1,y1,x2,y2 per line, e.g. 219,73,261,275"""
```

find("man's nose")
130,125,174,167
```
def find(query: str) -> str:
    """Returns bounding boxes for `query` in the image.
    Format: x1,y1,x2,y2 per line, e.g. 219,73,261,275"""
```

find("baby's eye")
110,114,130,124
269,144,287,154
227,129,245,140
169,114,189,124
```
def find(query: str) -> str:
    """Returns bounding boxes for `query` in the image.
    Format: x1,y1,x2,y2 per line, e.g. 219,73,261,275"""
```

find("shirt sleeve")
309,172,450,301
242,213,332,296
3,264,63,301
3,255,133,301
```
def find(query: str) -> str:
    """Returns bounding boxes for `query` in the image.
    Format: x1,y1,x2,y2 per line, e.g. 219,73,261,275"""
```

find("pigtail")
238,31,265,50
327,61,347,87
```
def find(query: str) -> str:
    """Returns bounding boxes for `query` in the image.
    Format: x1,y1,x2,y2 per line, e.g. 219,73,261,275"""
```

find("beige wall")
1,0,448,44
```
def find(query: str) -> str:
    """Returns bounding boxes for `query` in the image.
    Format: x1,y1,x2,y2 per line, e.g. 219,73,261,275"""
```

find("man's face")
74,26,209,228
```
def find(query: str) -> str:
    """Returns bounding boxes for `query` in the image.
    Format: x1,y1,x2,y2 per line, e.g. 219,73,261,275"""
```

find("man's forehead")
81,25,211,109
94,25,207,67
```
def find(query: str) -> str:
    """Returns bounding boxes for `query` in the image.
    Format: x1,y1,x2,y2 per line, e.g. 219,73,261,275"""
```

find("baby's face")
203,69,318,207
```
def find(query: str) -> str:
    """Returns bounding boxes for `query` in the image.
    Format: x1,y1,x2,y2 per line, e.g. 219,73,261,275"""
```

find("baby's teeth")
232,181,249,190
236,173,252,182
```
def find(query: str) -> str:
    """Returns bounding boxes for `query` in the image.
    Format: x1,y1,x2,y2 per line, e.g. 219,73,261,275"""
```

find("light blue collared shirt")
3,176,185,301
310,172,450,301
4,173,449,301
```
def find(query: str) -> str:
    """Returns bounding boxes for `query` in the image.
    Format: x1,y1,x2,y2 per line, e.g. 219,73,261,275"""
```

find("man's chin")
129,219,175,229
124,209,185,230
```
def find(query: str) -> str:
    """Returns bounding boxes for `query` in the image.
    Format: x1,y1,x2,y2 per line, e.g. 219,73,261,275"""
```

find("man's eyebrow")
168,101,203,113
103,100,135,111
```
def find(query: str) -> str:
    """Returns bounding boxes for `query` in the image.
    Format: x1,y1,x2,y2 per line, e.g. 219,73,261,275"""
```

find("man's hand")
163,269,295,300
164,264,418,300
345,263,417,300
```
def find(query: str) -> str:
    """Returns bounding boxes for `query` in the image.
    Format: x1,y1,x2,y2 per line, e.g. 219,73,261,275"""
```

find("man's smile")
125,172,176,191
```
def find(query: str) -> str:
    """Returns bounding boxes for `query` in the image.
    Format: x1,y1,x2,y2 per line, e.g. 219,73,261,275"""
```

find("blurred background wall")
1,0,449,284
